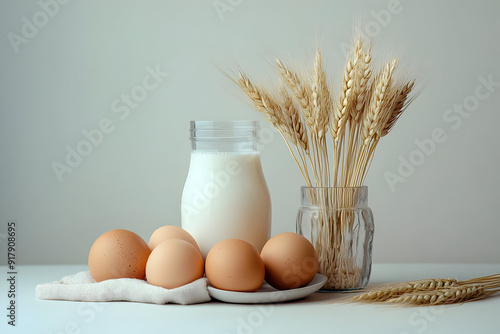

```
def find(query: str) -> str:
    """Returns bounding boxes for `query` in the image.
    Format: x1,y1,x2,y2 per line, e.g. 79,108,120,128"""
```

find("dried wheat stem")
330,46,359,187
312,50,332,185
276,127,312,187
342,41,371,186
460,273,500,289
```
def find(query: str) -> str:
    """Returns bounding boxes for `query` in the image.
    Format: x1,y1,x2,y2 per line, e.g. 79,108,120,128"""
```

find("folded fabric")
36,271,211,305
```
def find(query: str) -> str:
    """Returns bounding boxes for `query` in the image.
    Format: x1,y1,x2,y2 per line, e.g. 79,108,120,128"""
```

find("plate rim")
207,273,327,304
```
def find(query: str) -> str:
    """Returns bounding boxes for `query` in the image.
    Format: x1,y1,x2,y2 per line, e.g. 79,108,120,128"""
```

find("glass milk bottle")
181,121,271,258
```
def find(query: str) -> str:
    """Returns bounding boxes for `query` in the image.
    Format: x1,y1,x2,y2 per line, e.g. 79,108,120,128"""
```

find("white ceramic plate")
207,274,327,304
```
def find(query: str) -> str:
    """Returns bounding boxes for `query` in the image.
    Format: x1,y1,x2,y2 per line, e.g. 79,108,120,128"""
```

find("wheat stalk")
275,58,327,184
381,79,416,137
311,50,332,185
361,59,398,146
276,59,315,130
232,72,281,125
232,71,313,185
350,59,399,186
350,273,500,306
312,50,332,139
461,273,500,288
342,40,371,186
331,47,357,144
280,89,309,152
350,278,459,302
353,44,372,121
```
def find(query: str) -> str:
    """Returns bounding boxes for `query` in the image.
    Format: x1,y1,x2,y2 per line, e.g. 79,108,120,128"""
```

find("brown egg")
146,239,204,289
205,239,265,292
88,229,151,282
260,232,318,290
148,225,200,253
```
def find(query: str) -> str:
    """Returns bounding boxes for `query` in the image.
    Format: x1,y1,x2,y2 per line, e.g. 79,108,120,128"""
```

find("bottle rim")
190,120,259,129
190,120,259,140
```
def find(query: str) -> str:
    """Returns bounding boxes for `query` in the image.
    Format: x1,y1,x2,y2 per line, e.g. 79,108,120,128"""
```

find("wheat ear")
331,45,358,143
233,72,282,126
352,44,372,121
380,79,416,137
361,59,398,146
280,89,309,153
233,72,312,185
312,50,332,139
276,58,315,131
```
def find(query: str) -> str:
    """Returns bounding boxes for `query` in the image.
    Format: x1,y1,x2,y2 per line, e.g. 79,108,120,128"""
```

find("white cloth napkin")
36,271,211,305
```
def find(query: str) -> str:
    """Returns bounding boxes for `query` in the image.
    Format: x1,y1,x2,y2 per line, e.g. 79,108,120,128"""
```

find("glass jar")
296,186,374,291
181,121,271,258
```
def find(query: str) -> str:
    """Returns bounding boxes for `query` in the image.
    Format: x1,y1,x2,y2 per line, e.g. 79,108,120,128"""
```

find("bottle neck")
190,121,259,153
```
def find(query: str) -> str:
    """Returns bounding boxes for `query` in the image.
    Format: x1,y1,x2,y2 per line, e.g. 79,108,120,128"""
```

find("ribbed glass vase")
296,186,374,291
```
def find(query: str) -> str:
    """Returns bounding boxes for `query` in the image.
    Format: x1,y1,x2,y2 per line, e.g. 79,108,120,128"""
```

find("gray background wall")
1,0,499,265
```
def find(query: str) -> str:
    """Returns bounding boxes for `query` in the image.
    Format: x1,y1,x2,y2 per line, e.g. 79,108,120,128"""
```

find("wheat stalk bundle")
350,274,500,306
230,35,418,289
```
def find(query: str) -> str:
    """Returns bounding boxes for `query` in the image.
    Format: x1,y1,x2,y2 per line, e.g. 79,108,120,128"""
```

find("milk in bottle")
181,121,271,258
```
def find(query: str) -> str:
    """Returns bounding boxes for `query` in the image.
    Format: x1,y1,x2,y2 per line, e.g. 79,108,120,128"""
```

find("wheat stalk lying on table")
350,273,500,306
350,278,459,302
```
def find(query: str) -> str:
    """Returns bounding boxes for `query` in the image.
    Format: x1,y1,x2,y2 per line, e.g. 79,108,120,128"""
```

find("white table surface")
1,263,499,334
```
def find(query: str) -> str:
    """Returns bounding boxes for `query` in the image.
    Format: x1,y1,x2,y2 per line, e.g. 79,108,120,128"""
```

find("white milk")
181,151,271,258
